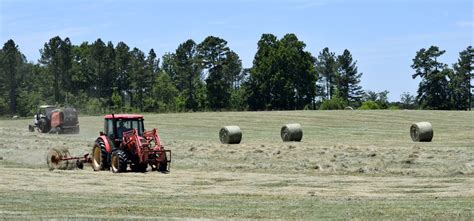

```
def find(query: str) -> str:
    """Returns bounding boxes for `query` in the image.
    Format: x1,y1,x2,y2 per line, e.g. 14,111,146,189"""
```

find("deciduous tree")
246,33,317,110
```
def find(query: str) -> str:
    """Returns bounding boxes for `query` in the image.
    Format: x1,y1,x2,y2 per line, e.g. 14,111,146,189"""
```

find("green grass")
0,110,473,219
0,190,472,220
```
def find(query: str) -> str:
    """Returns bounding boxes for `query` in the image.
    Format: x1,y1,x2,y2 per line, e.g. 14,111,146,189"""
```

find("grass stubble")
0,110,473,219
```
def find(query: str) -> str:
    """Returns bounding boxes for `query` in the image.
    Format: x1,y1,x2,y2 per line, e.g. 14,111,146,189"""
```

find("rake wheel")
46,147,71,170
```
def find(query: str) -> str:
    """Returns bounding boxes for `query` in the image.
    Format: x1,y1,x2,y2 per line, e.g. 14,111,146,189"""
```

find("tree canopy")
411,45,472,110
0,35,470,116
246,33,317,110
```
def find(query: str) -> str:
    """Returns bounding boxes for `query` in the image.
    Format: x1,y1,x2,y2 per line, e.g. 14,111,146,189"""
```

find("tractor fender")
98,135,112,153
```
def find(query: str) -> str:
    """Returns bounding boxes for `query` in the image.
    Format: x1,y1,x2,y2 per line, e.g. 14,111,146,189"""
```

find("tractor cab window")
116,119,144,139
44,107,55,116
38,107,55,118
105,119,114,138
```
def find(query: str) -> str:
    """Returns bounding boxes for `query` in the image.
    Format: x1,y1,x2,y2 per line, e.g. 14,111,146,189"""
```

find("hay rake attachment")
46,147,91,170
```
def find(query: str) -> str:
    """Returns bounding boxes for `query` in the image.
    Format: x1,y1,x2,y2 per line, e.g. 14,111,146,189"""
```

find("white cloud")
456,21,474,28
210,21,227,25
234,0,343,9
291,0,343,9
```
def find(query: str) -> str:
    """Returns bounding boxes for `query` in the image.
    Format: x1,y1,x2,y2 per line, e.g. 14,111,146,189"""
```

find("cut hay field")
0,110,473,219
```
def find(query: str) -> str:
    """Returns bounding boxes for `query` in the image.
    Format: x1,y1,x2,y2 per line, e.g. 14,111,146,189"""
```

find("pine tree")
315,47,337,100
115,42,131,106
0,40,25,114
102,41,116,106
129,47,147,110
39,36,73,104
450,46,472,110
71,42,93,95
174,39,203,111
336,49,364,104
246,34,278,110
197,36,232,110
411,46,451,109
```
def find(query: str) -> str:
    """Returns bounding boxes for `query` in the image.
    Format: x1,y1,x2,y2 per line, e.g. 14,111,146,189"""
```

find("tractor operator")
117,121,126,138
34,111,45,126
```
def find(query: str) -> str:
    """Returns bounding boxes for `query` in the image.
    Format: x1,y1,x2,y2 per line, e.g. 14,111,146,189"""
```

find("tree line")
0,34,472,116
411,46,473,110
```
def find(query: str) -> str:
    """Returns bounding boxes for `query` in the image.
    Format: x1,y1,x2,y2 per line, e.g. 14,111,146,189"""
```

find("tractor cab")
103,114,145,146
36,105,56,120
93,113,170,173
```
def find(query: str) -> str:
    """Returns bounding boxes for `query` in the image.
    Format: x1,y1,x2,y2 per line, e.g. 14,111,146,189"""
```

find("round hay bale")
410,122,433,142
46,147,71,170
281,123,303,142
219,126,242,144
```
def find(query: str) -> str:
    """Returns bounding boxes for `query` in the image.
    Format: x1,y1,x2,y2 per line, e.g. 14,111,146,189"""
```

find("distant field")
0,110,473,219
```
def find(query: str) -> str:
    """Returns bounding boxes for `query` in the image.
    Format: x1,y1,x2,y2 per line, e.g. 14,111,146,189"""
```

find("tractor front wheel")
111,150,127,173
38,118,50,133
158,155,168,173
91,139,110,171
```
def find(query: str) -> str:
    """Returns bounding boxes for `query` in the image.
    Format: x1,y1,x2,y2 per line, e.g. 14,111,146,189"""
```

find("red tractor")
90,114,171,173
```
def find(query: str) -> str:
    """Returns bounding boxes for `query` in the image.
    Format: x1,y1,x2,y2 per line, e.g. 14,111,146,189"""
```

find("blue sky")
1,0,472,101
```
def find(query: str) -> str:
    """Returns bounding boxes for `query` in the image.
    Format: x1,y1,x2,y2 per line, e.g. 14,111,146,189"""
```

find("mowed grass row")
0,168,473,219
141,110,474,176
143,110,473,145
1,190,472,219
0,110,473,219
0,110,473,175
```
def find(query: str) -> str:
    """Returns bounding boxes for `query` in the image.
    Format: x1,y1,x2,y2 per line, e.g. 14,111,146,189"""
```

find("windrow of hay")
410,122,433,142
281,123,303,142
219,126,242,144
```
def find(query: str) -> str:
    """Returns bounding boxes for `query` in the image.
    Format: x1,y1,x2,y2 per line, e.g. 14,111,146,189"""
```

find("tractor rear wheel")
111,150,127,173
91,138,110,171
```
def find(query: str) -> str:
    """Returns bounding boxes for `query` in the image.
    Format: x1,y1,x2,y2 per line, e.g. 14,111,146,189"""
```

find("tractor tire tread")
112,149,127,173
158,155,168,172
92,138,110,171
